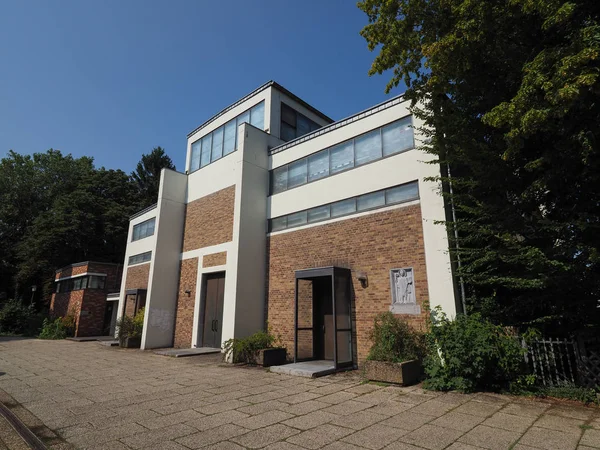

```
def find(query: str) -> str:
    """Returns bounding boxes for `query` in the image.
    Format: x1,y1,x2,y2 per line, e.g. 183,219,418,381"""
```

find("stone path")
0,338,599,450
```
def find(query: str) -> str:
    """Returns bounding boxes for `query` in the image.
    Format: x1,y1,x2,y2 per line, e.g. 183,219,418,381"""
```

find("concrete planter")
122,336,141,348
256,348,287,367
364,359,421,385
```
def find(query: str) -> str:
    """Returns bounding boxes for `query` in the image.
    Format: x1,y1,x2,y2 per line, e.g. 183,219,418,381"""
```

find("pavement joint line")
0,400,46,450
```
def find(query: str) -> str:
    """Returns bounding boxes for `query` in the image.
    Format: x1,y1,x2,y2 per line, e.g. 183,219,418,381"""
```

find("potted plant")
364,312,425,385
223,327,286,366
116,308,144,348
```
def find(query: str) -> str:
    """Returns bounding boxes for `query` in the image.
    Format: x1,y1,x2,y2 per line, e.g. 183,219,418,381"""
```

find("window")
271,166,288,194
354,129,382,166
54,274,107,293
132,218,156,242
280,102,321,142
288,158,307,189
269,181,419,232
308,150,329,182
382,116,413,156
189,101,265,173
270,116,414,194
330,141,354,175
128,251,152,266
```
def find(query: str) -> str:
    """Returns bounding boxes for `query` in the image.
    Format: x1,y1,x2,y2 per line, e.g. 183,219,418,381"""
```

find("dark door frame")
199,271,226,348
294,266,354,370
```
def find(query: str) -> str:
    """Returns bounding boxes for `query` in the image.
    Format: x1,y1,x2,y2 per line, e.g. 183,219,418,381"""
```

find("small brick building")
116,81,460,370
50,261,123,337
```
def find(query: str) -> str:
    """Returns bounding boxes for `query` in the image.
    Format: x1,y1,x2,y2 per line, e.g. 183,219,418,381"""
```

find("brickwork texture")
173,258,199,348
202,251,227,268
182,186,235,252
266,204,429,366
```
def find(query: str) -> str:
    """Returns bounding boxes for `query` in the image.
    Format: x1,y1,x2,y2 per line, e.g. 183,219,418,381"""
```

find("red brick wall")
55,264,88,280
266,204,429,366
49,291,85,336
124,264,150,290
173,258,199,348
78,290,108,337
182,186,235,252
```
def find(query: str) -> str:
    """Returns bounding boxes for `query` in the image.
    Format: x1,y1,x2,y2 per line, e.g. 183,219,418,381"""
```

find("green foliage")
367,312,426,363
358,0,600,331
38,316,75,340
223,328,281,364
0,147,175,302
511,379,599,405
131,147,176,208
0,300,34,335
424,308,524,392
116,308,145,346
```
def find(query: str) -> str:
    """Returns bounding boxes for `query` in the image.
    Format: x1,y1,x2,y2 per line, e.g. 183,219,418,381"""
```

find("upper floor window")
190,101,265,173
55,275,106,293
270,116,414,195
128,251,152,266
280,102,321,142
132,218,155,242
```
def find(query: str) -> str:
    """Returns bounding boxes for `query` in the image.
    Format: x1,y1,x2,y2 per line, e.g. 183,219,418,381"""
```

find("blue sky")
0,0,403,173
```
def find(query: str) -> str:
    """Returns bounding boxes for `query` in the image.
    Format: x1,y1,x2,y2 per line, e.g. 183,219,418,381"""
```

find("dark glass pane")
297,279,313,329
281,103,296,127
270,216,287,232
297,114,311,137
281,122,296,142
271,166,288,194
336,331,352,364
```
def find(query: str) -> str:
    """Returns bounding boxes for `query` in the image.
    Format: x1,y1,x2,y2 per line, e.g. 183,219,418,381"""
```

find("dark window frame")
55,274,107,293
132,217,156,242
280,102,321,143
128,251,152,266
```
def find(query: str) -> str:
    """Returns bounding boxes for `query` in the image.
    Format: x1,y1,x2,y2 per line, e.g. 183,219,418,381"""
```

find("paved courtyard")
0,338,599,450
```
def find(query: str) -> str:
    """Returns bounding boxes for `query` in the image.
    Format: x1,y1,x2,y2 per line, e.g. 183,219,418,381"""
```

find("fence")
522,337,600,388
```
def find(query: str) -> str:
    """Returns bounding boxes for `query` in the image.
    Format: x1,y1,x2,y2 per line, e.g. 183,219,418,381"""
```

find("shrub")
424,308,524,392
223,327,281,364
367,312,426,363
116,308,144,346
510,378,599,405
0,300,35,335
38,316,75,340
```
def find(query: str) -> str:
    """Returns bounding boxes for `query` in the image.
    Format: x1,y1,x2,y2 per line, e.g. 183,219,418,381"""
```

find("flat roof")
55,261,121,274
269,94,406,155
130,203,157,220
187,81,334,139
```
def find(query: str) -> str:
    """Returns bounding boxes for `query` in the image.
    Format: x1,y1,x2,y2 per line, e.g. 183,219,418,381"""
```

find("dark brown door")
313,277,334,360
202,273,225,348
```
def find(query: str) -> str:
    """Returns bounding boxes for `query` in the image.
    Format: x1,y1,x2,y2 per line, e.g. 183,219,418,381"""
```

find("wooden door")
202,273,225,348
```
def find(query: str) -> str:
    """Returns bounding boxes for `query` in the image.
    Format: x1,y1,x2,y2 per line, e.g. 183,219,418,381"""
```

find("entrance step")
154,347,221,357
270,360,335,378
98,340,119,347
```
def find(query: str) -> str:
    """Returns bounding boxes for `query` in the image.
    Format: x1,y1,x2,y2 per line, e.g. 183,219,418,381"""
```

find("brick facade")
173,258,199,348
266,204,429,366
124,263,150,290
203,251,227,268
50,261,124,337
182,186,235,252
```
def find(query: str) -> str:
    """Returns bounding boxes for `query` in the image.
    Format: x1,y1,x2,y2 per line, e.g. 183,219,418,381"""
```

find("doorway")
294,267,354,370
201,272,225,348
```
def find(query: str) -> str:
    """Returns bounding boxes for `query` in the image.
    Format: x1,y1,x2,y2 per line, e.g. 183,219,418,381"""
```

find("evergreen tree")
131,146,176,208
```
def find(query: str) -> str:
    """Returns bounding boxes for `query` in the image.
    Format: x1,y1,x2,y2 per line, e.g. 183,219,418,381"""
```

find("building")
116,81,460,370
50,261,123,337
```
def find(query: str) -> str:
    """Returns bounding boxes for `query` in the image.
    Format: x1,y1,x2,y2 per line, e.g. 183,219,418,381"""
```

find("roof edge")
130,203,158,220
187,80,334,139
55,261,121,274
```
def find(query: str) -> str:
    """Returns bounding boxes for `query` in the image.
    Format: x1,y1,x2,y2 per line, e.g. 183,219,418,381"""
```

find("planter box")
364,359,421,385
121,336,141,348
256,348,287,367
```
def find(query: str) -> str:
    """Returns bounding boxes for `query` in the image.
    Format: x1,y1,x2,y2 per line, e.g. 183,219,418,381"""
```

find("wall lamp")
184,289,192,297
356,272,368,288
